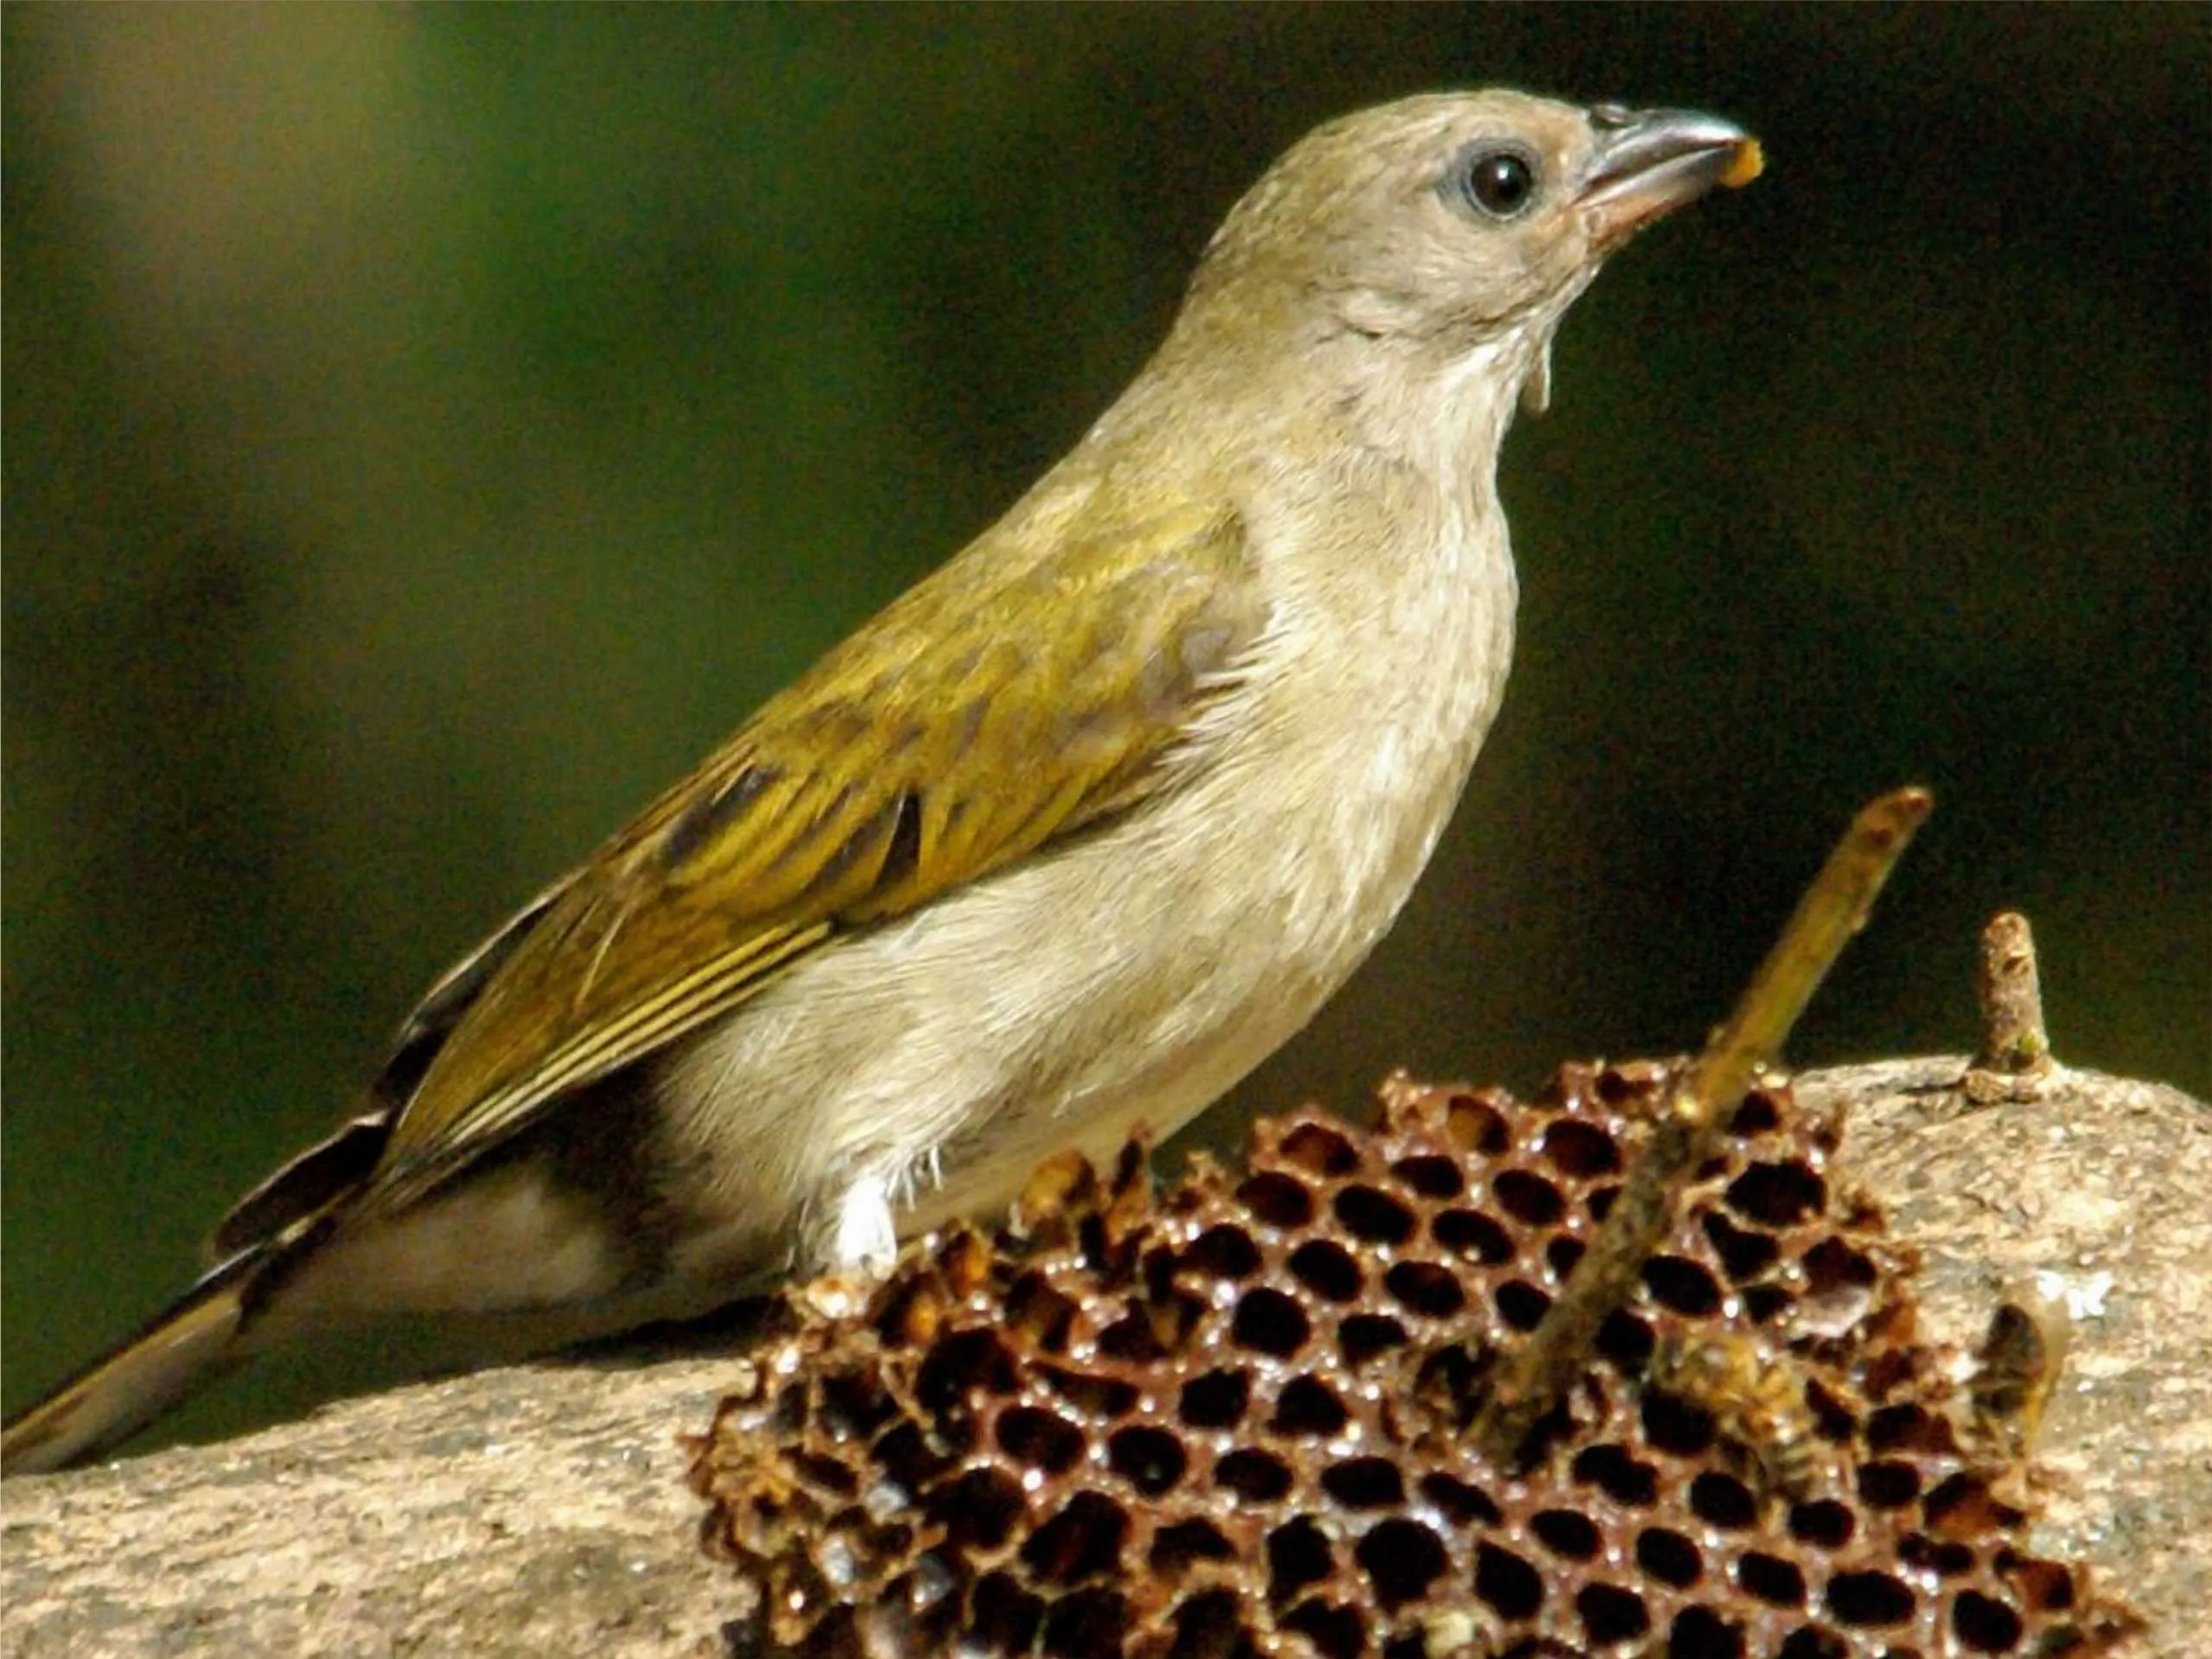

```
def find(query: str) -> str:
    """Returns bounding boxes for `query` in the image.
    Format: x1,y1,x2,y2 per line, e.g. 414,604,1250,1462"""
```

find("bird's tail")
2,1235,304,1475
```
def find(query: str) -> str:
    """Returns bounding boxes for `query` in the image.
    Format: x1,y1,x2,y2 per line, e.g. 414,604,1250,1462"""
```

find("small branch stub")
1965,910,2054,1103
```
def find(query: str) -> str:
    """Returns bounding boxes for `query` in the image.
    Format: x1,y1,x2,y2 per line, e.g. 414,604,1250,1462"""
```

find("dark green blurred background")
5,8,2205,1456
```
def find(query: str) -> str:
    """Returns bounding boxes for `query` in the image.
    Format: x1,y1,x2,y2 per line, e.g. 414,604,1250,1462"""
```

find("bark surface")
3,1056,2203,1658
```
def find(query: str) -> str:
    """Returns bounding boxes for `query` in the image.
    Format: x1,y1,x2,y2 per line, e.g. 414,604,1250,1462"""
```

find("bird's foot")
829,1172,901,1276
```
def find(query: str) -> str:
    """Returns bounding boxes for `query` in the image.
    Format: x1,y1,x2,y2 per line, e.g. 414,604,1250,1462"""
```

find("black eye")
1453,146,1538,220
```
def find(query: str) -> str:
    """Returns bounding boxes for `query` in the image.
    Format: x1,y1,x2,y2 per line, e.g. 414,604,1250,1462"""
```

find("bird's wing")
364,501,1262,1211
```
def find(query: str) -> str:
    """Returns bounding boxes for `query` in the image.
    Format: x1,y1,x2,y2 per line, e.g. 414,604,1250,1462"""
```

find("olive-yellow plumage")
3,91,1757,1472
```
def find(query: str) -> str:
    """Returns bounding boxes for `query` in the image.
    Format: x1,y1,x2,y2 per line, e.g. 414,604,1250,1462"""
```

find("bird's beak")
1578,105,1763,250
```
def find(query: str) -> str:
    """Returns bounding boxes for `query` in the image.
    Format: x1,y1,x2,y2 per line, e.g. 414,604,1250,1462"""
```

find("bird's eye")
1450,145,1539,220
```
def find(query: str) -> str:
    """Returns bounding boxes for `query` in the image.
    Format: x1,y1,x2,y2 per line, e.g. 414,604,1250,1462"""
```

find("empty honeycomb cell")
1287,1238,1362,1301
1234,1171,1311,1228
1826,1568,1917,1627
1776,1624,1850,1659
1417,1471,1502,1528
1148,1521,1233,1580
931,1466,1025,1549
1641,1386,1719,1458
1020,1492,1128,1588
1269,1376,1349,1437
1741,1283,1794,1324
1856,1460,1922,1509
1643,1253,1725,1315
998,1405,1087,1473
1333,1184,1418,1244
1040,1586,1128,1659
915,1328,1019,1409
2002,1552,2081,1612
1690,1469,1761,1529
1176,1367,1249,1430
1278,1121,1359,1178
1441,1091,1509,1155
1737,1549,1809,1607
1703,1209,1782,1281
1431,1206,1514,1264
793,1449,860,1497
970,1570,1042,1650
1801,1235,1879,1299
1473,1539,1546,1619
1213,1447,1291,1501
1163,1587,1241,1659
1097,1310,1167,1363
1493,1278,1552,1330
871,1419,945,1496
1899,1532,1979,1578
1595,1307,1655,1370
1594,1060,1672,1104
1356,1518,1449,1608
1667,1604,1746,1657
1383,1259,1465,1318
1576,1578,1651,1642
1335,1312,1407,1369
1388,1152,1464,1199
693,1066,2139,1658
1804,1380,1860,1442
1492,1167,1567,1227
1538,1116,1622,1177
1229,1287,1308,1356
1529,1508,1602,1560
1867,1403,1957,1458
1729,1093,1782,1134
1320,1455,1405,1509
1265,1515,1335,1601
1106,1426,1186,1496
1573,1442,1661,1508
1279,1597,1363,1659
1727,1160,1826,1227
1788,1498,1857,1551
1636,1525,1705,1588
1182,1224,1262,1280
1950,1587,2026,1651
819,1369,900,1440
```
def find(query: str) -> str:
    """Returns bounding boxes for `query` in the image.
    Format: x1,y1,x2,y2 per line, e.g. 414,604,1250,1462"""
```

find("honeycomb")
690,1063,2141,1657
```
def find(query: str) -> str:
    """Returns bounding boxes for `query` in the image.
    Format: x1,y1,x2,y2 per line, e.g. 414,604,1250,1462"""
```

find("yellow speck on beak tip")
1719,139,1765,191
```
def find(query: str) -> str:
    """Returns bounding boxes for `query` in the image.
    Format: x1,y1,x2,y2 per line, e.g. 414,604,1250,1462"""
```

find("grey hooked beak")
1578,104,1763,250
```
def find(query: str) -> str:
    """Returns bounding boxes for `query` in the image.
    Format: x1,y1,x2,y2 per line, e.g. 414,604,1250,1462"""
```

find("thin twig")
1470,787,1934,1466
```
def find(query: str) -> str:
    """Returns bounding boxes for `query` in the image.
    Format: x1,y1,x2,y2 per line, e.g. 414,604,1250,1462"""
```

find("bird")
3,89,1759,1473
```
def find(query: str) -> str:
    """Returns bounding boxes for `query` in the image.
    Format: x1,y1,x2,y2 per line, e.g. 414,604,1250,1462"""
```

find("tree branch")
4,1056,2205,1658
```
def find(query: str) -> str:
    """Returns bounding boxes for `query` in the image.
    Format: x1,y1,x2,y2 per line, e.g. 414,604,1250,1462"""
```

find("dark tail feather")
3,1241,288,1474
7,1110,385,1476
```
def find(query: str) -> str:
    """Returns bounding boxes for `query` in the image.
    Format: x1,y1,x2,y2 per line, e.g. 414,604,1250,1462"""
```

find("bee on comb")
1644,1329,1836,1506
1970,1280,2073,1467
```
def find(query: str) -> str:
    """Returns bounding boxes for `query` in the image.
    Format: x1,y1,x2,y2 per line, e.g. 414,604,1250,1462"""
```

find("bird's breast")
659,481,1519,1279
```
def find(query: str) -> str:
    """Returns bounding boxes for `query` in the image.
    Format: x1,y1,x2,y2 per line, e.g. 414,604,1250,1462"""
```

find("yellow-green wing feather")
368,501,1260,1208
